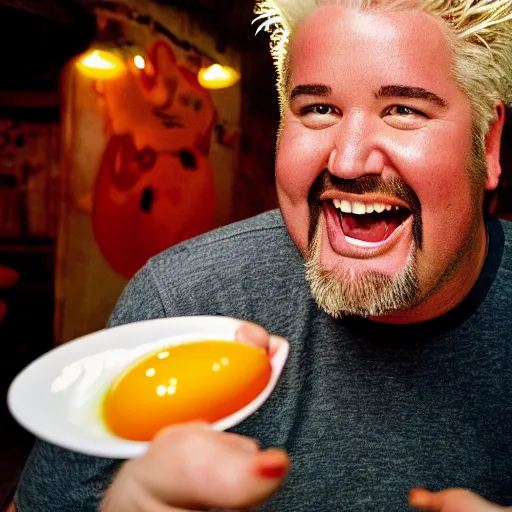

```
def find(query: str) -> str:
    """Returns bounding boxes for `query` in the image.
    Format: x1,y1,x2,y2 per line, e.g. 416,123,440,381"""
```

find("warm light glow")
76,49,126,79
198,64,240,90
134,55,146,69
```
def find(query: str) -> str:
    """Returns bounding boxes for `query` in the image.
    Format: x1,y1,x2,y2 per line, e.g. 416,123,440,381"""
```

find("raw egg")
102,340,272,441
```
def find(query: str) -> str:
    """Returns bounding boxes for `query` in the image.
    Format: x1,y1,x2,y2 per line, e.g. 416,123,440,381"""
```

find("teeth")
332,199,401,215
352,202,366,215
340,200,352,213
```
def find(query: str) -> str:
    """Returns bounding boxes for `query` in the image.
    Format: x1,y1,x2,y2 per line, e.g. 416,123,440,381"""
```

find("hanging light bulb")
76,49,126,79
198,64,240,90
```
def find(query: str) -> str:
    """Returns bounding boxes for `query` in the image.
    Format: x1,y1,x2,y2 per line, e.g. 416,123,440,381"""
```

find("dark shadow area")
0,241,55,508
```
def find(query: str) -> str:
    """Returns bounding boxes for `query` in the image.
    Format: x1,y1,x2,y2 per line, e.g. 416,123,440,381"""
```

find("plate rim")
7,316,288,459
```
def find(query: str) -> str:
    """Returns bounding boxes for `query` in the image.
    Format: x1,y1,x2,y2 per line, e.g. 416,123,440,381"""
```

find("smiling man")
12,1,512,511
271,2,505,323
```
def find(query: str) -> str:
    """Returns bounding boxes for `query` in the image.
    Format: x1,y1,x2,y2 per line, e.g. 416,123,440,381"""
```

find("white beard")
304,219,419,318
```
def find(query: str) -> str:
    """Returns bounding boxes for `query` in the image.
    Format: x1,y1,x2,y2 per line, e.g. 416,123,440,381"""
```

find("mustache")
307,171,423,249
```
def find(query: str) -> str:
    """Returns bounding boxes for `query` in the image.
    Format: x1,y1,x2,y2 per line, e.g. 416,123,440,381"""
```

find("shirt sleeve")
14,263,167,512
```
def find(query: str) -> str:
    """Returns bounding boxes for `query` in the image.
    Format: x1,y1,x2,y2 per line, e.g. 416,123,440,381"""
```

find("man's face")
276,6,495,320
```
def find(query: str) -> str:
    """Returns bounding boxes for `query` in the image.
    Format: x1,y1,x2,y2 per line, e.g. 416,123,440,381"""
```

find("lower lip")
323,202,413,258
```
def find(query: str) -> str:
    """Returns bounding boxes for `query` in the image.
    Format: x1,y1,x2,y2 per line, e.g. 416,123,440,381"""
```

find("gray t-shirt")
14,210,512,511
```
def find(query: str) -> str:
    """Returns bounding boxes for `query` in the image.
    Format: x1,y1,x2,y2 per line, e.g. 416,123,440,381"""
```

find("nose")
327,114,384,180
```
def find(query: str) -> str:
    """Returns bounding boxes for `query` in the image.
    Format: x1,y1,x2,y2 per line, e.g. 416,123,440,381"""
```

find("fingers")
235,322,286,357
118,423,290,511
235,322,271,350
409,488,510,512
177,422,260,454
251,448,291,479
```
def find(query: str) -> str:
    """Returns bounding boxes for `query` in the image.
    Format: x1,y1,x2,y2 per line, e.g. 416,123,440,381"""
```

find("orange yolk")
102,340,272,441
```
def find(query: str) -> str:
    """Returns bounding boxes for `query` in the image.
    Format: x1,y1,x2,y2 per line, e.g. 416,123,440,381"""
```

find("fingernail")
256,464,288,479
408,488,430,508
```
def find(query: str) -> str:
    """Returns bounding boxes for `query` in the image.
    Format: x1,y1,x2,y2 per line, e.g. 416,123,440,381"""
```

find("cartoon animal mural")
92,39,216,279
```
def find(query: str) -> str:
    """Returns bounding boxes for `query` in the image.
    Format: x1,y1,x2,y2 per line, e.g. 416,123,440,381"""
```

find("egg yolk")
102,340,272,441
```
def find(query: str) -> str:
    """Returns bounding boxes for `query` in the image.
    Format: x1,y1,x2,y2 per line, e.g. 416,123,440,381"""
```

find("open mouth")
331,198,412,247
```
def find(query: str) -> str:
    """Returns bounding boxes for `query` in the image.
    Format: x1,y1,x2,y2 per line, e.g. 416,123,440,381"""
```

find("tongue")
341,212,404,243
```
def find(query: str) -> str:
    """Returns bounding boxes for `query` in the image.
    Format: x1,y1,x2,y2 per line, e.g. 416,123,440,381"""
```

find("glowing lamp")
198,64,240,90
76,49,126,79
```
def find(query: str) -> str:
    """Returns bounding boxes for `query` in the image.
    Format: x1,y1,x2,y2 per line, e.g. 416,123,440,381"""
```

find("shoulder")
496,217,512,273
482,217,512,312
150,210,289,265
109,210,305,324
142,210,306,319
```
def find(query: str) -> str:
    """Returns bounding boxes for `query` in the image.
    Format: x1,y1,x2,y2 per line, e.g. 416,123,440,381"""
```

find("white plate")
7,316,289,459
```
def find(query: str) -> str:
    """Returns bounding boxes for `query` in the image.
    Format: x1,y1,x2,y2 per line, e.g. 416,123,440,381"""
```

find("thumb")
128,424,290,510
409,488,511,512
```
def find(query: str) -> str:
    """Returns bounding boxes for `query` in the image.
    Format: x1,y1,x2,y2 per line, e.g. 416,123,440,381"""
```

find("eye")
301,104,336,116
383,105,428,130
386,105,425,117
297,103,339,129
179,149,198,171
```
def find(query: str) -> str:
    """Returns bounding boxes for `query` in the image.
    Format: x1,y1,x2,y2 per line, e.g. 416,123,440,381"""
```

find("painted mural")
55,4,241,343
92,40,217,278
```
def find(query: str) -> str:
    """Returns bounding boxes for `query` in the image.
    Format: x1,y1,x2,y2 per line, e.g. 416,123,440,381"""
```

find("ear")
484,101,505,191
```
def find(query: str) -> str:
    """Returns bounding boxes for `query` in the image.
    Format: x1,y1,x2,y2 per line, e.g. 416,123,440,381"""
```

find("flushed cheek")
276,157,312,252
276,123,332,252
379,124,475,257
276,153,313,206
277,120,332,204
386,127,473,207
279,200,311,254
421,180,475,251
401,151,476,280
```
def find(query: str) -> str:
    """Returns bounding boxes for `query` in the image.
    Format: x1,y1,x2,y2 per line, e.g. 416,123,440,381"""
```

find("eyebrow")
290,84,333,100
375,85,448,109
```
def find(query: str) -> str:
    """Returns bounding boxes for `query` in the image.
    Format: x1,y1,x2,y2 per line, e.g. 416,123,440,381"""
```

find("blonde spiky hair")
254,0,512,142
